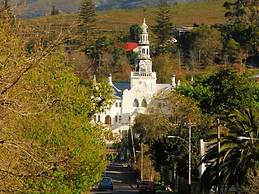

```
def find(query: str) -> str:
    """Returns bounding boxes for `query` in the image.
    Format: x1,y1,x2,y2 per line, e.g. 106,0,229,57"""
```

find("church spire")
139,18,149,45
141,18,148,34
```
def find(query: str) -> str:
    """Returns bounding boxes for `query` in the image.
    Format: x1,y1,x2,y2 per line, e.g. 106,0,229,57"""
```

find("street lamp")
168,124,192,194
237,136,259,141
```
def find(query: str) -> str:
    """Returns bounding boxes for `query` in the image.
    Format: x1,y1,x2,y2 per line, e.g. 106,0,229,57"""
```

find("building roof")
113,82,130,98
125,42,138,52
157,84,171,91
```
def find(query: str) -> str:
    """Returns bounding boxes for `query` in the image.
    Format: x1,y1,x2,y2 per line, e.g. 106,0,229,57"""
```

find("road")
91,162,139,194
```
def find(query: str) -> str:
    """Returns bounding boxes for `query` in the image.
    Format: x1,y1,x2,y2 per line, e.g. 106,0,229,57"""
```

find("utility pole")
188,124,192,194
141,143,144,181
217,119,221,194
168,123,193,194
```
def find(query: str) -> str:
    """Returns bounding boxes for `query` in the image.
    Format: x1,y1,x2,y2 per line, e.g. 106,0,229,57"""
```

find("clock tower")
130,18,157,92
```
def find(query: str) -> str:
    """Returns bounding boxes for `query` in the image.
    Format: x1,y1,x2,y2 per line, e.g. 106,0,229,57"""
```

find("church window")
119,116,122,122
97,115,101,122
105,115,112,125
133,99,139,107
142,48,145,54
115,116,118,122
119,102,122,107
141,99,147,107
115,102,118,107
147,49,149,55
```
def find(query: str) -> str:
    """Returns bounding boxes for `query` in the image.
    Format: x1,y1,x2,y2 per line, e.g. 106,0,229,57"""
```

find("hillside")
11,0,215,18
22,0,226,33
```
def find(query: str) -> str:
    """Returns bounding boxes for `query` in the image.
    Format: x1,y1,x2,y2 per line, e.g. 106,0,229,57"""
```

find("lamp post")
168,124,192,194
237,136,259,141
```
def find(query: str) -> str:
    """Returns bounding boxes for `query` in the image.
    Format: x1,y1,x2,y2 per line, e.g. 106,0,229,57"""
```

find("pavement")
90,162,179,194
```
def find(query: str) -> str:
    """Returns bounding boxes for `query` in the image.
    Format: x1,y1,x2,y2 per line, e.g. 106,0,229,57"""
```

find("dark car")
98,177,113,191
139,180,156,194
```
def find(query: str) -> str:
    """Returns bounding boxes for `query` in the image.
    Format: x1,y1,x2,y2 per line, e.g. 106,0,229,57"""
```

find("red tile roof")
125,42,138,52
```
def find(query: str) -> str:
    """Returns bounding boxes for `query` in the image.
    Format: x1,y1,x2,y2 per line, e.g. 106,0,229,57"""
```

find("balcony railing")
132,72,152,77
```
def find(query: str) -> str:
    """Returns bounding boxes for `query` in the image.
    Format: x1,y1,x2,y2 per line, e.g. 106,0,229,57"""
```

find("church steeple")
134,18,153,77
131,18,157,89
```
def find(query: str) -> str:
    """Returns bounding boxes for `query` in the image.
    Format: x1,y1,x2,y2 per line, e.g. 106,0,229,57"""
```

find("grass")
20,0,227,33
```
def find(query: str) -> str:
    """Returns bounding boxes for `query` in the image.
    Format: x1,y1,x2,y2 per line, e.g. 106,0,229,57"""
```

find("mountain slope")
10,0,201,18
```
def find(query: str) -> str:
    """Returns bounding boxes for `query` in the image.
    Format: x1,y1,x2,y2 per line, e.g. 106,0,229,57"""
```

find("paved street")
91,162,139,194
91,162,178,194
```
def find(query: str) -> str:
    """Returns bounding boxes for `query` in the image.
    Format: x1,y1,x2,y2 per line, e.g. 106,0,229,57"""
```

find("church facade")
94,19,179,136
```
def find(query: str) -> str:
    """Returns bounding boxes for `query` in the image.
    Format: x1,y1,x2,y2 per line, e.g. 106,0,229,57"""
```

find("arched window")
142,48,145,54
115,116,118,122
133,99,139,107
141,99,147,107
105,115,112,125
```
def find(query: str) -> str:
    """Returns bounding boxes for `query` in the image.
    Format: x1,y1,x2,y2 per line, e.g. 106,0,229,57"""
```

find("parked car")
98,177,113,191
139,180,156,194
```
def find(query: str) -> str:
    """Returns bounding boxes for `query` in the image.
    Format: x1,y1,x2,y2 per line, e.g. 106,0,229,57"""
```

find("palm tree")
201,108,259,193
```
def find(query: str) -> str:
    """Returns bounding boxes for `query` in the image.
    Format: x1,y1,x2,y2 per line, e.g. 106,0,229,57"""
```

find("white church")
95,19,179,136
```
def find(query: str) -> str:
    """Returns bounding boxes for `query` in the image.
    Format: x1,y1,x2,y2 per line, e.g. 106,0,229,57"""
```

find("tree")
224,0,259,24
178,69,259,120
223,37,241,64
0,0,14,24
129,24,142,42
189,25,223,66
0,14,113,193
78,0,96,48
133,91,210,184
152,53,180,83
152,0,176,55
239,172,259,194
221,0,259,65
201,108,259,192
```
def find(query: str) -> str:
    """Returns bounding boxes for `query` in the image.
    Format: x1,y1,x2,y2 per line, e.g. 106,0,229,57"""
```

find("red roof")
125,42,138,52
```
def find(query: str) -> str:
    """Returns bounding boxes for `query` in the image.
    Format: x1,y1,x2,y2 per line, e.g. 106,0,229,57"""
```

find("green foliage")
0,17,113,193
134,91,210,181
126,51,138,67
78,0,96,46
224,0,259,24
86,36,129,78
178,69,259,119
220,0,259,65
189,25,223,66
129,24,142,42
201,108,259,191
239,172,259,194
152,53,180,83
152,1,177,55
224,37,241,63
